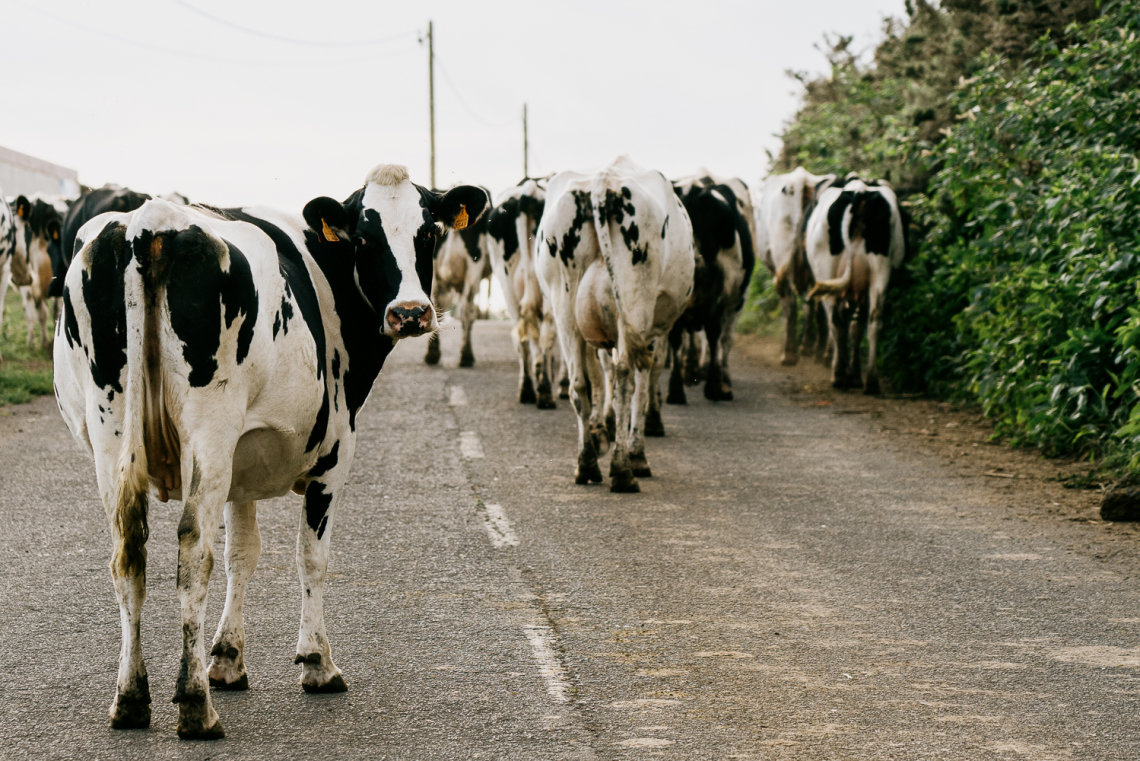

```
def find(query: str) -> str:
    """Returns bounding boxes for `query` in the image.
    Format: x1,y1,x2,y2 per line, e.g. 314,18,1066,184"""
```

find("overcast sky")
4,0,905,210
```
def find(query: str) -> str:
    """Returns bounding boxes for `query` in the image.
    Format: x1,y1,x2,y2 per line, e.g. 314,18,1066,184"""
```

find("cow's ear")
303,197,352,243
14,195,31,219
433,185,490,230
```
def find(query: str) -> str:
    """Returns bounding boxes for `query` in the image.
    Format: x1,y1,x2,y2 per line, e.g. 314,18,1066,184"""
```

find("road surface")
0,319,1136,760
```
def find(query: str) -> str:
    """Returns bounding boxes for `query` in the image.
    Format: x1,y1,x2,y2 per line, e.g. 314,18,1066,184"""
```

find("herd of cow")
0,158,906,739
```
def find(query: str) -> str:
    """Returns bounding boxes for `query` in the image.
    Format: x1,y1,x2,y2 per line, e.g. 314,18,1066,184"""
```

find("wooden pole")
428,20,436,188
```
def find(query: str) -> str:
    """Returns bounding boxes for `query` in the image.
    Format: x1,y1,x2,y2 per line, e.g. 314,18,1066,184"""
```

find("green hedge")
882,8,1140,460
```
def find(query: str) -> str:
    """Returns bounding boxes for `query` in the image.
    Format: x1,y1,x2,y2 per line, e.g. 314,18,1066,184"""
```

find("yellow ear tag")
321,219,340,243
453,204,469,230
52,230,59,241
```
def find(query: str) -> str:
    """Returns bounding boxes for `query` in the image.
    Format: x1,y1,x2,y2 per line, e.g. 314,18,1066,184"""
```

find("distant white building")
0,145,80,198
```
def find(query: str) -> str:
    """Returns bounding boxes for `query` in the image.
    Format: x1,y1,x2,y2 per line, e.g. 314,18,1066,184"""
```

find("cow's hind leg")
209,500,260,691
609,351,639,493
98,467,151,730
644,343,666,438
296,469,349,693
628,364,654,478
458,287,477,367
173,453,228,739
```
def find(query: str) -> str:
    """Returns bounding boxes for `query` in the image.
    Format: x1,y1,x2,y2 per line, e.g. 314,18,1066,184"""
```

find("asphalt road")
0,319,1137,760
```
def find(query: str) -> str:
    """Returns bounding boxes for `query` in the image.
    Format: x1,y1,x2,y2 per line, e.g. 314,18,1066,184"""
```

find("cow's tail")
591,176,653,371
515,211,542,344
111,200,187,578
807,193,865,300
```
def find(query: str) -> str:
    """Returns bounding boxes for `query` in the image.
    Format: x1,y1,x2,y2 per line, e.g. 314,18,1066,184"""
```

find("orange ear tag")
453,204,469,230
321,220,340,242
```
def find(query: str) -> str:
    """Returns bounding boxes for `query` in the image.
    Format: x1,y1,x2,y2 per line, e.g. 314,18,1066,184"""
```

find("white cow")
753,167,836,365
485,179,560,408
535,156,695,492
805,176,906,393
424,201,491,367
53,164,488,739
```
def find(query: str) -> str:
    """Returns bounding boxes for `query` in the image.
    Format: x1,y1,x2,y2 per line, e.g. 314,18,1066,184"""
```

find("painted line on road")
480,502,519,548
448,384,468,407
459,431,484,459
524,625,571,704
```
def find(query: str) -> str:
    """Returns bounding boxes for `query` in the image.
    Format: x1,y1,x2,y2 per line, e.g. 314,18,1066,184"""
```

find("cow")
485,178,560,408
423,191,491,367
0,191,17,360
804,176,905,394
53,164,488,739
54,184,152,297
535,156,695,492
667,171,756,405
10,194,68,350
753,167,837,366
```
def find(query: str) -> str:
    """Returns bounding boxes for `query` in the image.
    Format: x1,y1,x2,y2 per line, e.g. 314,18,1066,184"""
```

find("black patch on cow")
487,197,520,261
80,223,130,393
135,228,259,388
272,311,282,339
861,193,893,257
558,191,594,268
303,481,333,539
457,214,487,262
827,192,855,257
61,284,82,349
305,381,331,451
57,186,151,297
16,197,64,281
308,441,340,479
678,185,736,265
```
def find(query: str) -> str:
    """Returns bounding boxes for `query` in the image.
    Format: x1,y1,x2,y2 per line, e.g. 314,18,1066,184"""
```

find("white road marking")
459,431,484,459
524,625,570,704
448,384,467,406
481,503,519,548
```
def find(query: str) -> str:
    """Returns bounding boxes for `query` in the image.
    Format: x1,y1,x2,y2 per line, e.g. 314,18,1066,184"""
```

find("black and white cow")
668,171,756,405
53,164,487,739
424,191,491,367
10,194,68,350
805,176,905,393
55,184,152,297
753,167,836,366
485,178,560,408
0,190,17,360
535,157,695,492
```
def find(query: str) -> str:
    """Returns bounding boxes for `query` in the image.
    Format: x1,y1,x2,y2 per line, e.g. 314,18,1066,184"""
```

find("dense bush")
758,0,1140,465
886,7,1140,458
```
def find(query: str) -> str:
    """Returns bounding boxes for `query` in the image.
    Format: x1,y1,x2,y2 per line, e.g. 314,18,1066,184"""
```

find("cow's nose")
386,302,435,337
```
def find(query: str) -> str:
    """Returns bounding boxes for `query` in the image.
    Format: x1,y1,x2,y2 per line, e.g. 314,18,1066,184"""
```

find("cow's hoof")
175,698,224,740
459,351,475,368
780,352,799,366
863,377,881,396
666,389,686,405
536,395,557,410
209,673,248,691
519,382,537,405
610,470,640,493
704,385,733,402
630,455,652,478
559,380,570,400
645,408,665,437
301,673,348,694
109,695,151,729
574,455,601,485
177,719,225,741
424,351,441,366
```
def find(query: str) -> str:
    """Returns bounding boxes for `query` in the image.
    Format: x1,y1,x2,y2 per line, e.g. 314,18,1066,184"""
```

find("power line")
24,6,418,67
168,0,420,48
431,52,516,129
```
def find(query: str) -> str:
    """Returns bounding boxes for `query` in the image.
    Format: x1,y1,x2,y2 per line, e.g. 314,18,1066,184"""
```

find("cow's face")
303,165,489,339
11,196,63,289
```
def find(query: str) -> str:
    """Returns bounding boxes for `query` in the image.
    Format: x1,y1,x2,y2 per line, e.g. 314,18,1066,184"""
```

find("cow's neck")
308,242,395,429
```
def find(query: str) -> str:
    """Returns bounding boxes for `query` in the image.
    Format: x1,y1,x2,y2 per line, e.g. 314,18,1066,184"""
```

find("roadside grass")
0,290,55,406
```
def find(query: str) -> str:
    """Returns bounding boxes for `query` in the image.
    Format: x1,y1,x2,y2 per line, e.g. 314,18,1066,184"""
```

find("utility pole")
427,20,436,189
522,102,529,179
